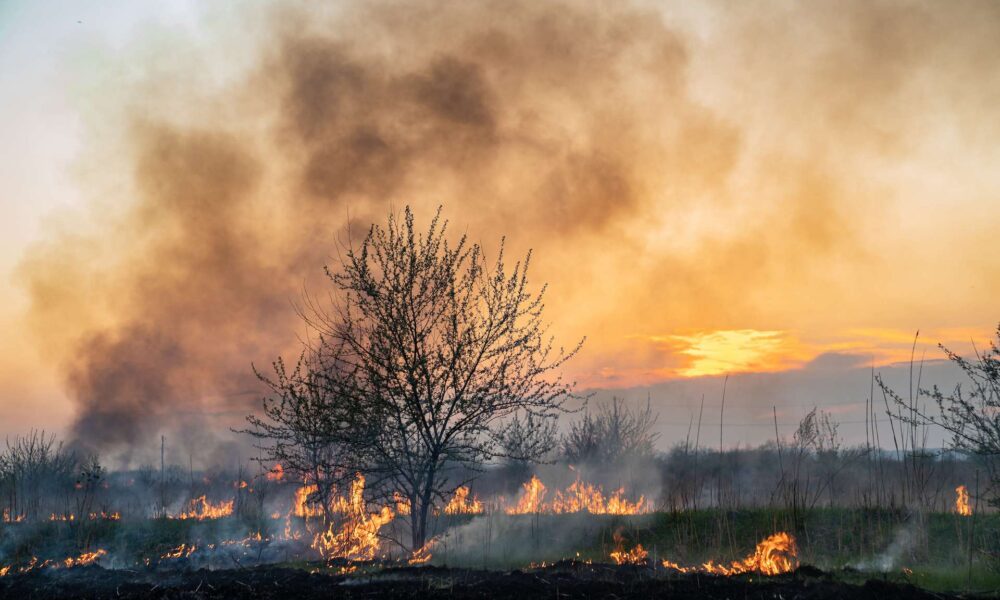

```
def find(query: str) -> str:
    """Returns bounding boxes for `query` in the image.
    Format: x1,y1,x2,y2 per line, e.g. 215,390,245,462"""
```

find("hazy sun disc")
664,329,800,377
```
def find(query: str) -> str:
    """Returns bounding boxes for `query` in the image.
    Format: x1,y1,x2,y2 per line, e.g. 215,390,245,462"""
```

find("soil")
0,561,970,600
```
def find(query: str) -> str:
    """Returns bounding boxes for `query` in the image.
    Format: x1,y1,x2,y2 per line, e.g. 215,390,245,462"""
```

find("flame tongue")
654,532,798,576
956,485,972,516
173,495,234,520
610,544,649,565
506,475,648,515
507,476,548,514
444,486,484,515
311,473,394,562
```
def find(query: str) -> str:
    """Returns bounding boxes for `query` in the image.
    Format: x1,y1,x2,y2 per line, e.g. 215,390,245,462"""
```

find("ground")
0,562,979,600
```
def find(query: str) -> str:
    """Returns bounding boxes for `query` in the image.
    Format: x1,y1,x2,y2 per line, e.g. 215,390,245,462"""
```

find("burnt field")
0,562,965,600
2,504,999,598
2,433,1000,598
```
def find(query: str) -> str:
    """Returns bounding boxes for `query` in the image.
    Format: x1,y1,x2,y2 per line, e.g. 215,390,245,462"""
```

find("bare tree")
562,397,658,464
497,412,558,465
0,430,76,521
302,206,582,550
241,349,358,524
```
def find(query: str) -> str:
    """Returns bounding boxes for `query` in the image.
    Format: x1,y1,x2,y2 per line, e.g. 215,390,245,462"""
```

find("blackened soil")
0,562,967,600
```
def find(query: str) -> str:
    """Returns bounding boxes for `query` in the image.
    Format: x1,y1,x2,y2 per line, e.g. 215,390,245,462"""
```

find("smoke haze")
13,0,1000,463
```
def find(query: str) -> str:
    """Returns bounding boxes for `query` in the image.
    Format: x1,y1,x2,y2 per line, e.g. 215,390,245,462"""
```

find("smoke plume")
19,0,1000,463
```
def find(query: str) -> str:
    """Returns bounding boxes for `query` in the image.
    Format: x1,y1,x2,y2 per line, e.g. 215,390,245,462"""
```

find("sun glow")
665,330,803,377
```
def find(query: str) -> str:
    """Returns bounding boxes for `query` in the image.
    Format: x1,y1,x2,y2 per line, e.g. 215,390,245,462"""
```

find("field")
1,505,998,598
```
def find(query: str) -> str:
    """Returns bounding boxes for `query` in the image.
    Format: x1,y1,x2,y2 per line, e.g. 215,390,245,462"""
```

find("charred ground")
0,562,967,600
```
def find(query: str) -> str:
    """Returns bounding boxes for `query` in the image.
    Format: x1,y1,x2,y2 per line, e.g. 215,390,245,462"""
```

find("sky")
1,0,999,463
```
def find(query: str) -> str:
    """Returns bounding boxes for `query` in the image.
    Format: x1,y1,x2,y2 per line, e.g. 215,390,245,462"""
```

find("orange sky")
2,0,999,454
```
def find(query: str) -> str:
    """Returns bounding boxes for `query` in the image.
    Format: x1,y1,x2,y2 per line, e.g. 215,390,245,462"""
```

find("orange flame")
266,464,285,481
0,549,109,577
311,473,395,561
88,511,121,520
551,479,646,515
62,549,107,568
161,544,196,559
506,475,648,515
2,509,24,523
444,486,484,515
393,491,412,516
409,539,436,565
610,543,649,565
173,495,234,520
956,485,972,516
506,476,548,514
609,530,648,565
658,532,798,576
292,484,325,518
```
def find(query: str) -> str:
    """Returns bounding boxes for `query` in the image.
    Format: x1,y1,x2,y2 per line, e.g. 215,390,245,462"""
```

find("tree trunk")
411,471,436,551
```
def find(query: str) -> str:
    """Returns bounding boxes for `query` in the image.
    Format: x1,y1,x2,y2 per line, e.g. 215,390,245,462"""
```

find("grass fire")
5,0,1000,598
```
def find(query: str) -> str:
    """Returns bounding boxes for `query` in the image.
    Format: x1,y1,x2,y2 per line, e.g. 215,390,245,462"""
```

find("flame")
48,511,121,521
956,485,972,516
63,549,107,568
161,544,196,559
409,539,436,565
266,464,285,481
173,495,235,520
2,509,24,523
444,486,483,515
311,473,395,561
506,476,548,514
88,511,121,520
659,532,798,576
292,484,325,518
660,558,690,572
611,544,648,565
1,549,109,575
393,491,412,516
551,479,646,515
610,531,649,565
506,475,648,515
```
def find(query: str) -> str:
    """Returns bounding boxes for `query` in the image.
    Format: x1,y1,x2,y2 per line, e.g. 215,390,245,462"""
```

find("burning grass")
0,468,996,596
658,532,798,576
171,496,234,520
505,475,649,516
310,474,393,561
